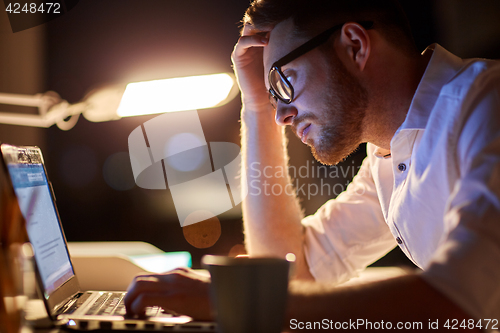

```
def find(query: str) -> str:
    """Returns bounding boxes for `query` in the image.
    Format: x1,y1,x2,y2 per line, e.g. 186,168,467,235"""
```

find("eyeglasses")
268,21,373,109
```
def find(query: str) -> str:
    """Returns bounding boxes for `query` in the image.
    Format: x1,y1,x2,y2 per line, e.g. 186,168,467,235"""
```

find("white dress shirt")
301,44,500,321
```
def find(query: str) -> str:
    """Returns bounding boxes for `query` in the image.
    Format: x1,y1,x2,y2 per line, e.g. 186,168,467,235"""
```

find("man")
125,0,500,328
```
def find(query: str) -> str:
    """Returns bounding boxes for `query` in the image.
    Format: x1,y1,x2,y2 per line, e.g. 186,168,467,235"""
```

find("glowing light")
117,73,235,117
285,253,296,262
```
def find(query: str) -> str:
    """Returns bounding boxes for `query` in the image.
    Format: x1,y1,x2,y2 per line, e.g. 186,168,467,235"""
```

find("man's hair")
243,0,418,55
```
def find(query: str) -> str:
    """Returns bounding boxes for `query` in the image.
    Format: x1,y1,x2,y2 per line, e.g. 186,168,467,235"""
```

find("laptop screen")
8,163,74,297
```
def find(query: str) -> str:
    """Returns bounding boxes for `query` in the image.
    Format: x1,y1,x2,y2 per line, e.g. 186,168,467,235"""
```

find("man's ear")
339,22,371,71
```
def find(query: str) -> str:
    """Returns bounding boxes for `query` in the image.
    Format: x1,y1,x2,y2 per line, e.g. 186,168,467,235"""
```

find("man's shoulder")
443,57,500,167
443,57,500,98
432,56,499,132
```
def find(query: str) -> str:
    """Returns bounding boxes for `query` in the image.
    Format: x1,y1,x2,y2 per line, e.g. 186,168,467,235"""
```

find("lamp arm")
0,92,50,107
0,92,87,129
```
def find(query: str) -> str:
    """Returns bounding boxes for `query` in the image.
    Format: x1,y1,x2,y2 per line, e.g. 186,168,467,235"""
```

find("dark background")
1,0,499,268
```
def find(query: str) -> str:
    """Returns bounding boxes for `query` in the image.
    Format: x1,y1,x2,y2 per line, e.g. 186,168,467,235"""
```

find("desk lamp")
0,73,238,130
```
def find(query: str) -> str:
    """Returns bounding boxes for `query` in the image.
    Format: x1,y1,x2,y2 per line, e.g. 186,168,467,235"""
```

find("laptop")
0,143,216,331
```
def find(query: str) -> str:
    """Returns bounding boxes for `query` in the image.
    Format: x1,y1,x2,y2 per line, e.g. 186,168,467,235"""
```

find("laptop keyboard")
82,292,174,317
58,292,176,318
86,292,125,316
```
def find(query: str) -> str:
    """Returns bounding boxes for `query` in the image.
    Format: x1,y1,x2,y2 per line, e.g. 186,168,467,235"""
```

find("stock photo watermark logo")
128,110,248,228
3,1,79,33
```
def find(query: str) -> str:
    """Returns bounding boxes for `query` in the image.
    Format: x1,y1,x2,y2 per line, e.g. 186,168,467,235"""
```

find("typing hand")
124,267,212,321
231,24,272,112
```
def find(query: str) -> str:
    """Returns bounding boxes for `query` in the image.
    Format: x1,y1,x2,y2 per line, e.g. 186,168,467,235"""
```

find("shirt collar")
398,44,464,131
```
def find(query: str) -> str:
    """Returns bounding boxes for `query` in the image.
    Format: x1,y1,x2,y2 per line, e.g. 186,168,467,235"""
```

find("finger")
126,274,158,299
241,24,270,37
241,24,258,36
235,34,268,50
126,275,160,295
129,293,167,317
124,275,161,311
232,34,268,59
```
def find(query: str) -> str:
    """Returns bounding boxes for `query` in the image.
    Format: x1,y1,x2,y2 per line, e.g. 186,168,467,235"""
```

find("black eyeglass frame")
268,21,374,106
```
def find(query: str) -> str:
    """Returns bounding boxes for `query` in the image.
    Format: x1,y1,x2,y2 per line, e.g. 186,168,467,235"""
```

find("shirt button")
398,163,407,172
396,237,403,245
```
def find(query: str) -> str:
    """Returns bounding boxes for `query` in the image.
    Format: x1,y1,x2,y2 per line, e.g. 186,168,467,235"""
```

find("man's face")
264,19,368,165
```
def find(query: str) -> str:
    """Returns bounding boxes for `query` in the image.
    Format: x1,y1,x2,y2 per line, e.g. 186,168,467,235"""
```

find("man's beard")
309,53,368,165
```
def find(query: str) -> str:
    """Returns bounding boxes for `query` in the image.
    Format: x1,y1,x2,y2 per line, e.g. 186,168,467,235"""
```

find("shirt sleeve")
421,63,500,323
301,155,396,283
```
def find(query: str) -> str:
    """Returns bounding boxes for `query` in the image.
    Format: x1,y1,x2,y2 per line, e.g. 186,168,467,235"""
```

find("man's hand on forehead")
232,24,274,113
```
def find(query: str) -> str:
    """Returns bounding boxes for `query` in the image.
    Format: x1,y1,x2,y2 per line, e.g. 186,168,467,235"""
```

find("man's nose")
275,104,298,126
